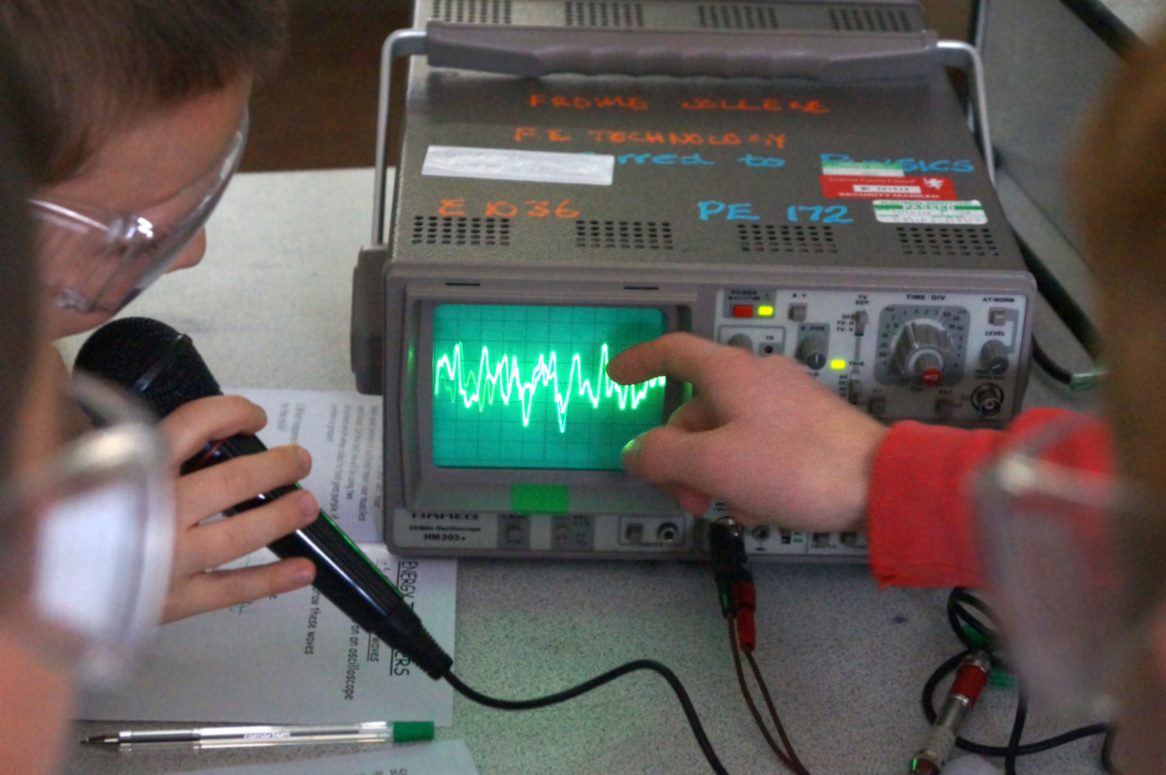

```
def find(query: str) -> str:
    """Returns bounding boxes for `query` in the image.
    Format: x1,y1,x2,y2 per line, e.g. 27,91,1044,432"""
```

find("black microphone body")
76,317,451,679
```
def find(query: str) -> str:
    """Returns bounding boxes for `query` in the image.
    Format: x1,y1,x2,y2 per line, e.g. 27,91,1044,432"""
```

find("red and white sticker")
819,175,956,201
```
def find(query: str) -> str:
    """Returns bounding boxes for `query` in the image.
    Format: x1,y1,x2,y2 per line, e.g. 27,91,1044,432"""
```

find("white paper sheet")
80,543,456,725
79,389,457,727
243,388,385,543
169,740,478,775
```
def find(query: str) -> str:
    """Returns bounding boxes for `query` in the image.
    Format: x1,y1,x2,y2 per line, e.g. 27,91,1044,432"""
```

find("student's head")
0,0,288,337
1071,23,1166,770
0,42,75,774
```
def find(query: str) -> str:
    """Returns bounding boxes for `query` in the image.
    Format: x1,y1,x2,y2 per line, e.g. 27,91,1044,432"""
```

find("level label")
422,145,614,186
820,175,956,201
873,200,987,225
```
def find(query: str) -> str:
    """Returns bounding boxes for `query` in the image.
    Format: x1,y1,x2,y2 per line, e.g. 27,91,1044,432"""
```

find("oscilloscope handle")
371,24,992,245
425,23,938,81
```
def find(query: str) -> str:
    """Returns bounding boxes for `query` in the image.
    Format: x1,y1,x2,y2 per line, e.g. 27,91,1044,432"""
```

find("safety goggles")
0,374,174,686
28,110,248,315
975,416,1152,720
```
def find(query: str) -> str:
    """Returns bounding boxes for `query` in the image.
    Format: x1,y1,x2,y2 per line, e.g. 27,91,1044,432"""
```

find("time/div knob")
892,321,952,386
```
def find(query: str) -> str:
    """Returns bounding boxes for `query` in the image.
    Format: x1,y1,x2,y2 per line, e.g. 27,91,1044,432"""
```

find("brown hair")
0,42,45,479
1070,24,1166,619
0,0,289,185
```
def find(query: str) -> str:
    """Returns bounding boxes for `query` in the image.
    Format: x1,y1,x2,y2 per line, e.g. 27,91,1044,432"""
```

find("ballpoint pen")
82,721,435,751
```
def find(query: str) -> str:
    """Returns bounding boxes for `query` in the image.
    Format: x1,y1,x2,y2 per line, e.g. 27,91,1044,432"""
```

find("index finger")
607,332,739,392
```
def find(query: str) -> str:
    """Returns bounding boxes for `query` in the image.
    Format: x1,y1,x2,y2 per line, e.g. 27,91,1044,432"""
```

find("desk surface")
60,168,1102,775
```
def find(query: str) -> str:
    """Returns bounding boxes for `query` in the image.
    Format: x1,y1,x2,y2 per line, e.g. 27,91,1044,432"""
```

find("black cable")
1004,692,1028,775
1101,726,1120,774
1032,337,1074,386
727,622,805,774
444,665,730,775
1010,229,1100,360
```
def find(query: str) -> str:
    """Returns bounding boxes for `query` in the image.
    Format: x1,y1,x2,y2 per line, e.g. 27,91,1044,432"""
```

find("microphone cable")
442,663,729,775
918,587,1117,774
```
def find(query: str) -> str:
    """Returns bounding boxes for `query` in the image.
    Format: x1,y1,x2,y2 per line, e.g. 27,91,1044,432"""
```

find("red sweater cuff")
867,408,1083,589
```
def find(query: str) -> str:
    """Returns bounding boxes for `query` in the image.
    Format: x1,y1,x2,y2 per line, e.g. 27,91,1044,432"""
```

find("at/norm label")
422,145,615,186
873,200,988,225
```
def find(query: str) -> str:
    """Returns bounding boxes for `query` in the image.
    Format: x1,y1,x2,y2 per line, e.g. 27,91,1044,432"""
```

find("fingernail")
296,446,312,475
293,564,314,584
298,491,318,520
621,434,643,463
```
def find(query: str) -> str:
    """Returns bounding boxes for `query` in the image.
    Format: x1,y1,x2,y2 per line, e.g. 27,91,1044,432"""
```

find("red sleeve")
866,408,1109,589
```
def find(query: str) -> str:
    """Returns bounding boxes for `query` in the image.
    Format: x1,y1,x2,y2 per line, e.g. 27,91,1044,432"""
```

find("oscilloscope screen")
430,304,668,470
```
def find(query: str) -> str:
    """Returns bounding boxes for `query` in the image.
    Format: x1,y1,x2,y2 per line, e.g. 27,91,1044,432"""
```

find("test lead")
910,651,991,774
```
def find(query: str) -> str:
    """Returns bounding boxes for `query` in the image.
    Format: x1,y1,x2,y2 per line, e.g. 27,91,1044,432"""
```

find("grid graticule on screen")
432,305,667,470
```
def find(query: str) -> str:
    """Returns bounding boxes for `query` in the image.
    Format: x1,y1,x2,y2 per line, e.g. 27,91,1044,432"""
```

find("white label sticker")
822,160,905,177
422,145,615,186
873,199,988,225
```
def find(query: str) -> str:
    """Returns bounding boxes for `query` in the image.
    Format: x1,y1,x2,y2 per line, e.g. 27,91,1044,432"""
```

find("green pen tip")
392,721,435,743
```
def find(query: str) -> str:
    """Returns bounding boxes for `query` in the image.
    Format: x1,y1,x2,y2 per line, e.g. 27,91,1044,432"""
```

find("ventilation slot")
897,226,999,257
697,4,779,30
737,224,838,254
412,216,511,246
829,6,913,32
565,2,645,27
576,221,673,250
431,0,512,24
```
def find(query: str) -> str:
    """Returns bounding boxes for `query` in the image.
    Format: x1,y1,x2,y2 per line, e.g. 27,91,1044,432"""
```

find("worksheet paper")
171,740,478,775
246,388,386,544
79,389,457,726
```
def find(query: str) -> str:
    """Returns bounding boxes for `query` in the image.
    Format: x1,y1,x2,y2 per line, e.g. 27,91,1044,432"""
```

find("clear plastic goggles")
0,374,174,686
975,416,1149,720
28,110,248,315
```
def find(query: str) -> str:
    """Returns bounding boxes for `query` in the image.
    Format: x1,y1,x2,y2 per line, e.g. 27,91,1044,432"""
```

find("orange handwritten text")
680,97,830,114
514,127,573,143
512,128,786,150
529,93,649,111
437,198,580,220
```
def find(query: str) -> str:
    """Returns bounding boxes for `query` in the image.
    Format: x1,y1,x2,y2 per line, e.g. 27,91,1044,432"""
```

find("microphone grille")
74,317,223,418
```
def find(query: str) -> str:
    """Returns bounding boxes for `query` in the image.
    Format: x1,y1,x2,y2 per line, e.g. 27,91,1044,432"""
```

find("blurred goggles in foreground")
0,374,174,685
976,416,1150,720
28,110,248,315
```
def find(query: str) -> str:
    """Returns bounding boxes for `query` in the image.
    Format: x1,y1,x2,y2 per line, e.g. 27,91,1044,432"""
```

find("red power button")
921,367,943,386
732,305,754,319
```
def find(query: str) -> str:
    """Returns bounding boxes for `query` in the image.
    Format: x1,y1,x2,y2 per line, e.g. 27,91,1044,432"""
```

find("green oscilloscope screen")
431,304,668,470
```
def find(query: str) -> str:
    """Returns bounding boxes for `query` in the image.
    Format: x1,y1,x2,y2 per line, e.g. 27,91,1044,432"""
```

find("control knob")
796,334,828,371
892,321,952,386
979,339,1010,375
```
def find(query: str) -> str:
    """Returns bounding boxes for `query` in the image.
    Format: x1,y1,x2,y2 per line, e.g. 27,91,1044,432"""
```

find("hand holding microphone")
158,394,319,621
75,317,451,679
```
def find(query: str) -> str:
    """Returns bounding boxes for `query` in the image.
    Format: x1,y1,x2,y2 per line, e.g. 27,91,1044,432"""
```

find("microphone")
74,317,452,680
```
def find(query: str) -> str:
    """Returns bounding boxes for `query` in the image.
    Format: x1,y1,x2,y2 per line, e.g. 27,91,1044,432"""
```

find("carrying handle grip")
426,22,937,81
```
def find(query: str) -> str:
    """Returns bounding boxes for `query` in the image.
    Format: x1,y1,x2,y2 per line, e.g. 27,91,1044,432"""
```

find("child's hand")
158,395,318,622
607,333,886,532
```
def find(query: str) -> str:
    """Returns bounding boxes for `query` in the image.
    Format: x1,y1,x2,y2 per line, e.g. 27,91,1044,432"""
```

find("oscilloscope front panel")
351,0,1036,560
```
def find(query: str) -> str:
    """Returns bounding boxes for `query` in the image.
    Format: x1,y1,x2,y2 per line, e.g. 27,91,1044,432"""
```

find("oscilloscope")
350,0,1035,561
